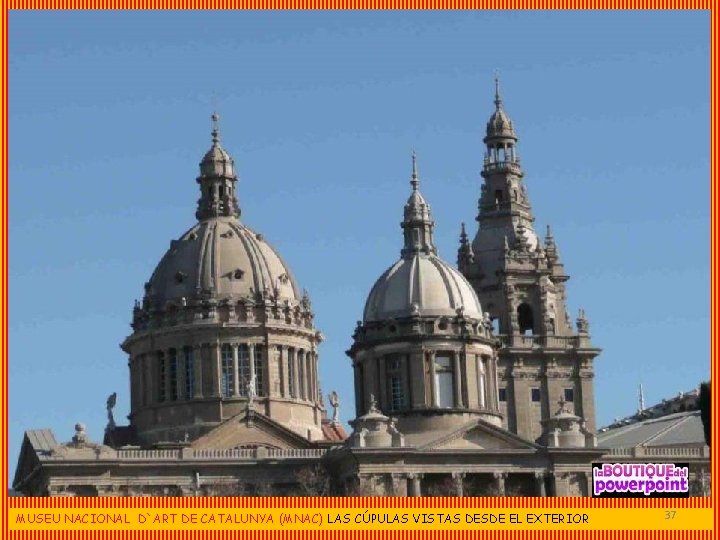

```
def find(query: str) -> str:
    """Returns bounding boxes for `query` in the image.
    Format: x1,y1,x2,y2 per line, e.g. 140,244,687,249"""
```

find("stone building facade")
16,84,697,498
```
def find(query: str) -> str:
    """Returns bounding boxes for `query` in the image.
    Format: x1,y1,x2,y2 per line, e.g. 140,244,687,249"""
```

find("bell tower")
459,79,601,442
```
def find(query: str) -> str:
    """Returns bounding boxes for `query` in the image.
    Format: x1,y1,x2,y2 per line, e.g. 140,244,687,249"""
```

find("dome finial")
494,72,503,110
411,149,419,191
211,111,220,145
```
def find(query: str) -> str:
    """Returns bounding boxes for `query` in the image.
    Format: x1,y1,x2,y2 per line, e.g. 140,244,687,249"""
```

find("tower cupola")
196,113,241,221
401,152,437,257
483,77,521,178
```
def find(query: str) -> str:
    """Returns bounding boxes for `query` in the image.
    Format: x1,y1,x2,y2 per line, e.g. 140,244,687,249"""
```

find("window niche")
433,354,454,408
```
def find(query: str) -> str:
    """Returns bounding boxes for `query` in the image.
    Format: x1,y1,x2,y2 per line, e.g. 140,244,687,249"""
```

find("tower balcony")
497,334,593,349
482,160,523,176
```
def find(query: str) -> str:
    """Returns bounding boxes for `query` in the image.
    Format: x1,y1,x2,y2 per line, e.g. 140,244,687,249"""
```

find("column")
487,355,499,411
298,349,306,400
408,474,422,497
378,356,387,410
409,351,425,409
129,357,138,410
511,371,532,440
453,351,463,408
164,349,173,402
451,472,465,497
248,343,256,395
390,474,406,497
280,346,288,398
493,472,506,496
292,349,300,400
578,371,596,432
193,344,203,399
310,353,318,403
211,342,221,397
428,351,437,407
177,349,186,402
362,356,376,410
584,471,593,497
534,472,547,496
232,344,240,397
143,354,152,405
353,363,363,415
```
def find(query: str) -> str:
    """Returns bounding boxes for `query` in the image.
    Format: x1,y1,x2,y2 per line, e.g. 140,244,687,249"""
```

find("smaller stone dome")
486,108,516,140
200,144,235,178
363,153,484,323
364,254,483,322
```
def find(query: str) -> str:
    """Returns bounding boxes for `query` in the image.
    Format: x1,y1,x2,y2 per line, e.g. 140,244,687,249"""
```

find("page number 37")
664,511,677,520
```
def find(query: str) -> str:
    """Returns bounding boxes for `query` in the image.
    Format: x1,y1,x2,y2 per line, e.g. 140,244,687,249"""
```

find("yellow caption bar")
8,508,712,531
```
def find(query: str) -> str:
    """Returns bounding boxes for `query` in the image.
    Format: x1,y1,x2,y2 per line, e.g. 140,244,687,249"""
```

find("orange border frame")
0,3,715,539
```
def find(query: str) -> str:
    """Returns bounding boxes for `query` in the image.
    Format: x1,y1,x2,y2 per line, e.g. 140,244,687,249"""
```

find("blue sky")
8,10,710,481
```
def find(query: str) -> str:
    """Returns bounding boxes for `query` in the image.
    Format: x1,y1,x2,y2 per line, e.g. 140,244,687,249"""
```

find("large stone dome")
363,253,483,322
146,217,301,307
122,115,327,446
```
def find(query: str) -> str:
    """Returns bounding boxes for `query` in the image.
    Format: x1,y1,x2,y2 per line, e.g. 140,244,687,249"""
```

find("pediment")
422,420,540,452
191,411,313,450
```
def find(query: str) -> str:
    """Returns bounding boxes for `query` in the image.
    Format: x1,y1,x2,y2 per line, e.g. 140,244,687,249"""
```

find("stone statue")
328,391,340,424
368,394,380,414
576,308,590,334
106,392,117,430
246,373,257,409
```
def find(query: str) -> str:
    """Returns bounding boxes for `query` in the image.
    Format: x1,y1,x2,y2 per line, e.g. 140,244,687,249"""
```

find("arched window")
157,351,166,403
434,354,454,408
254,345,264,396
221,345,234,398
495,190,503,204
168,349,178,401
517,303,534,335
238,345,250,396
491,317,500,334
184,347,195,399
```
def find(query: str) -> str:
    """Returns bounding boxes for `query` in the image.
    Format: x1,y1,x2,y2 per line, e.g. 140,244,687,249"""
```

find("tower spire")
211,111,220,145
457,222,475,270
638,383,645,413
411,149,419,191
494,73,503,110
401,152,437,258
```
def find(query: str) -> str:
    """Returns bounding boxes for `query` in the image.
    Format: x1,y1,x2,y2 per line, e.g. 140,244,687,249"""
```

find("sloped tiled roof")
26,429,59,454
598,411,705,448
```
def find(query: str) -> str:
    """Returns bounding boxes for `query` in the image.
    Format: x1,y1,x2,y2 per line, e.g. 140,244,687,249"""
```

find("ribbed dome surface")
146,217,301,305
363,253,483,322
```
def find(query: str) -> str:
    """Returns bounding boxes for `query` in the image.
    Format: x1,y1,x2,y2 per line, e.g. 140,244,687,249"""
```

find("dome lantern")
196,112,241,221
401,152,437,258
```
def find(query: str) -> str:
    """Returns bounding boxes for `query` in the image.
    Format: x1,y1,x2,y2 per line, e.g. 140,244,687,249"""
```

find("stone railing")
112,447,327,461
497,335,583,349
483,161,523,175
495,334,597,350
601,446,709,459
117,449,182,460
